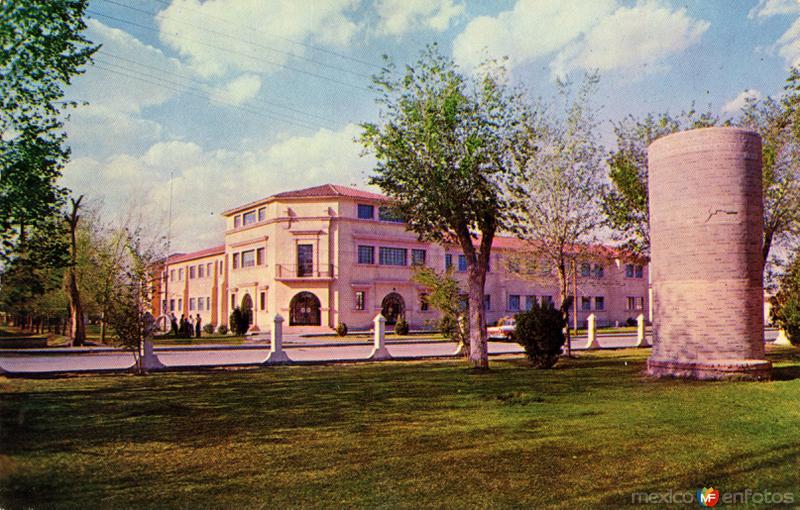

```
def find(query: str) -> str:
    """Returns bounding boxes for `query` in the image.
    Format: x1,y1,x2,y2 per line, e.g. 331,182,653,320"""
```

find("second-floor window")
357,204,374,219
508,295,520,311
256,247,265,265
595,296,605,311
594,264,604,278
355,291,365,310
232,253,240,269
420,293,429,311
445,254,453,270
234,215,241,228
379,247,407,266
626,264,644,278
378,206,404,223
581,297,591,311
458,255,467,272
358,245,374,264
242,250,255,268
258,207,266,222
189,266,196,279
581,263,591,277
525,295,537,310
198,265,204,278
243,211,256,226
178,268,184,280
411,249,426,266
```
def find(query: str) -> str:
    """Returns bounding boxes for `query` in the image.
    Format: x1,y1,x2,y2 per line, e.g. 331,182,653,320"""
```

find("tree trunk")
65,196,85,347
557,264,572,357
467,264,488,369
762,228,773,273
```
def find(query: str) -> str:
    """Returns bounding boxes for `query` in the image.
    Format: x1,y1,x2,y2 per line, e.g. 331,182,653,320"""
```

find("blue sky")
60,0,800,252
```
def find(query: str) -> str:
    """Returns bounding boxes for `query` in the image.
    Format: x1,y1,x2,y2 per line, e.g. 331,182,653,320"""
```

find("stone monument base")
647,358,771,381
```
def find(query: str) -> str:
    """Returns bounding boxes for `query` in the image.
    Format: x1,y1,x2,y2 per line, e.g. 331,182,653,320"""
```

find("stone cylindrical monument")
647,127,771,380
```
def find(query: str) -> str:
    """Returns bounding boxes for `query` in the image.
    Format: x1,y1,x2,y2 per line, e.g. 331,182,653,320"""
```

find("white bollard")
141,311,165,371
585,314,600,349
264,314,291,364
369,314,392,360
774,329,792,346
635,313,649,347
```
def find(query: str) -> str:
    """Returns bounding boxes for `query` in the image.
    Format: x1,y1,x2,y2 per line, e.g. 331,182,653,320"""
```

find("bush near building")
515,301,568,368
771,254,800,346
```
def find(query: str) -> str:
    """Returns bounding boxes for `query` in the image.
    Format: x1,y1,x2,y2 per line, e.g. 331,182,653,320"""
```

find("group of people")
170,313,202,338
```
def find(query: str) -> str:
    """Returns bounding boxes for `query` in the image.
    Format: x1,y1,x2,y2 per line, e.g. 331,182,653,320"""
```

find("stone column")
264,314,291,364
369,314,392,360
647,127,770,380
635,313,649,347
585,314,600,349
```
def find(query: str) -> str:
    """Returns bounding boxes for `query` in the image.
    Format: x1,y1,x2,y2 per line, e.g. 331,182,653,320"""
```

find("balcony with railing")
275,264,335,281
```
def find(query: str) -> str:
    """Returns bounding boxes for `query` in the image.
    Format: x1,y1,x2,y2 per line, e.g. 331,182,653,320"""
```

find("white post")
452,315,467,356
585,313,600,349
141,311,166,371
264,314,291,364
635,313,649,347
774,329,792,346
369,314,392,360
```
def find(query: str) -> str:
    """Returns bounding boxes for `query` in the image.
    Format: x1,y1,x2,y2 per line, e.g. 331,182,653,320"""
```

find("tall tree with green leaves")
601,108,719,258
0,0,98,261
360,45,530,369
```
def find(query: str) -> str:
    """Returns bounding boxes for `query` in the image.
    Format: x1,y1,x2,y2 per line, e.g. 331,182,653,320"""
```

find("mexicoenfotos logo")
697,487,720,507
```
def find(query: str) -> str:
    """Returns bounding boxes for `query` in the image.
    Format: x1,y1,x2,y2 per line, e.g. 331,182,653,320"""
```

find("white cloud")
452,0,615,71
61,124,375,252
722,89,762,114
748,0,800,18
774,17,800,67
376,0,464,36
65,105,164,159
550,2,709,79
156,0,359,79
210,73,262,105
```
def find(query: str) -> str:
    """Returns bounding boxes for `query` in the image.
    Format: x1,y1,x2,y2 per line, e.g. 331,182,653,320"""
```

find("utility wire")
147,0,383,70
97,49,339,127
100,0,373,80
87,10,371,92
92,62,321,131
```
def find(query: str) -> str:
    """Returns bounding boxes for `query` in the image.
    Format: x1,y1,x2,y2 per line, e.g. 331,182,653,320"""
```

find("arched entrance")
241,294,253,326
381,293,405,325
290,292,321,326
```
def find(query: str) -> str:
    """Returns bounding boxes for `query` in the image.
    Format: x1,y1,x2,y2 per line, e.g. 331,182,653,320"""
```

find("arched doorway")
290,292,321,326
241,294,253,326
381,293,405,325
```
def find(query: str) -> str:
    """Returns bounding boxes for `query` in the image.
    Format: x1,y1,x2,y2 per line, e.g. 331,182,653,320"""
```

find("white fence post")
635,313,649,347
264,314,291,364
774,329,792,346
370,314,392,360
585,314,600,349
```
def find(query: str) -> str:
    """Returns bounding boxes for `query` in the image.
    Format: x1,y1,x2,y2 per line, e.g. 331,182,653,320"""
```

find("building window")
581,296,591,311
379,247,407,266
484,294,491,311
420,293,429,311
243,210,256,226
355,291,365,311
378,206,404,223
232,253,240,269
580,263,591,277
231,294,236,310
594,264,604,278
258,207,266,222
256,247,265,265
525,295,537,311
458,254,467,272
357,204,374,219
191,266,198,279
635,265,643,278
445,254,453,270
541,295,553,307
178,268,184,280
197,298,204,311
242,250,255,268
260,291,266,311
189,298,195,311
170,299,175,312
198,264,204,278
170,269,175,281
297,244,314,276
627,296,644,310
508,294,520,311
595,296,605,311
178,298,182,310
206,297,210,310
358,245,374,264
626,264,644,278
234,215,241,228
411,249,426,266
207,262,212,277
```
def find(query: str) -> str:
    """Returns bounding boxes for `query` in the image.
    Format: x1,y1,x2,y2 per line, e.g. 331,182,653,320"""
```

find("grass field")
1,347,799,508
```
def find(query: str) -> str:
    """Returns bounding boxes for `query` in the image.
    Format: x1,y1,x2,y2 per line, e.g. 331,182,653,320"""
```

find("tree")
64,195,85,345
770,250,800,346
601,108,719,258
360,45,530,369
504,75,604,356
412,266,469,354
0,0,98,261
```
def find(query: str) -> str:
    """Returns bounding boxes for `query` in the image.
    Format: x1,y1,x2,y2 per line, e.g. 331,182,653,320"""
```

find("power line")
91,62,322,131
100,0,373,80
147,0,383,70
97,49,339,127
86,10,371,92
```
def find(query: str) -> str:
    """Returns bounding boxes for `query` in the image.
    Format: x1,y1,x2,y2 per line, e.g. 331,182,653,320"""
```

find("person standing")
195,314,202,338
170,313,178,337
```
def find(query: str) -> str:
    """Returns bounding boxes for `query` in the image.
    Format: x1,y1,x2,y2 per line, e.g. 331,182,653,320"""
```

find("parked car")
487,316,516,340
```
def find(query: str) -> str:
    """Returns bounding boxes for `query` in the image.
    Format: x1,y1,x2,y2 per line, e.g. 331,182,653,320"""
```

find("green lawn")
1,347,799,508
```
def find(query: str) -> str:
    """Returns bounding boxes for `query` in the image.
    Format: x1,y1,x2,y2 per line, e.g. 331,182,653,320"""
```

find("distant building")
151,184,649,333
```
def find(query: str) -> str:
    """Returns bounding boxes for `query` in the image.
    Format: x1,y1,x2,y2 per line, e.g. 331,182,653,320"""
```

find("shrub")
771,252,800,346
394,317,409,335
229,307,250,336
217,324,228,335
203,323,215,335
515,301,567,369
335,323,348,336
626,317,637,327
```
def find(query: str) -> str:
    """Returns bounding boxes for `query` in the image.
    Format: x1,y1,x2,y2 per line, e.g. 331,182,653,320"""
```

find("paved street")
0,329,782,375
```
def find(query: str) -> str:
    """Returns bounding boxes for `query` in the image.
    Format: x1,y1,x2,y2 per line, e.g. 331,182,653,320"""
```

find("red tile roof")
167,245,225,264
223,183,387,216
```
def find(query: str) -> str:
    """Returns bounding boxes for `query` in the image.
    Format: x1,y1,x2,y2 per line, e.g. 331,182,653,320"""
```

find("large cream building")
152,184,649,333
